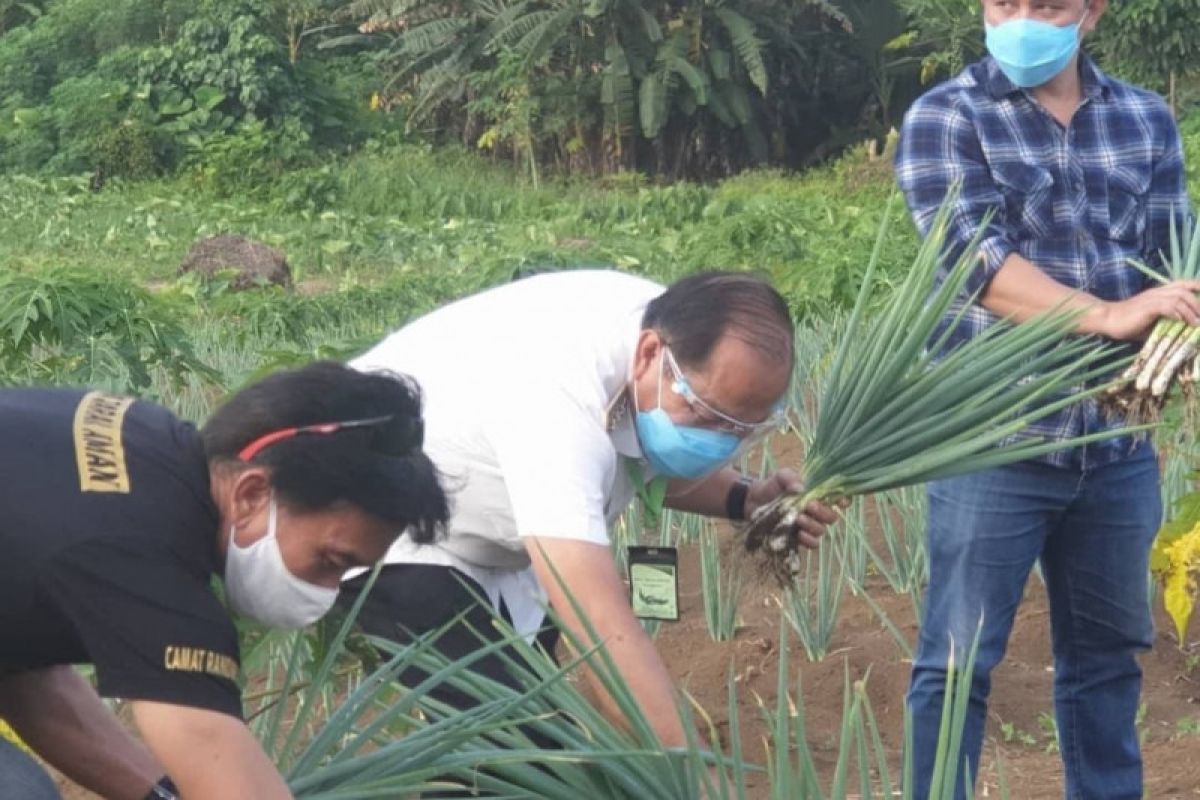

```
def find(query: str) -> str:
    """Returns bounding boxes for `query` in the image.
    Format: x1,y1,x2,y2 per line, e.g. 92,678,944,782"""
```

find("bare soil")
657,536,1200,799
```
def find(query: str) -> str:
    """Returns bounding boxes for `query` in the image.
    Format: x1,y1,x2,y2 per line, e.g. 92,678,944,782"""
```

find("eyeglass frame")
661,345,787,438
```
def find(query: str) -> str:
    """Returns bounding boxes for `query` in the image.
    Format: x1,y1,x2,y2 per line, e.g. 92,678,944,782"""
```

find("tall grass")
0,144,919,320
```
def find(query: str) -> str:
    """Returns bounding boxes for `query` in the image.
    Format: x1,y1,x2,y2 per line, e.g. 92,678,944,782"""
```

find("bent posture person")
342,269,838,761
896,0,1196,796
0,362,447,799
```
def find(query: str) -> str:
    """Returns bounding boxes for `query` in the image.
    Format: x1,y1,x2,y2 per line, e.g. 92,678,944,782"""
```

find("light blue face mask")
985,9,1086,89
633,351,740,480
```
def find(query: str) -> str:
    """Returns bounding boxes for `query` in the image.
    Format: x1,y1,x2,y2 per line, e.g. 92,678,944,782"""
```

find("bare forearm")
527,539,691,748
981,253,1107,334
0,667,161,800
664,468,741,518
566,608,689,747
133,701,293,800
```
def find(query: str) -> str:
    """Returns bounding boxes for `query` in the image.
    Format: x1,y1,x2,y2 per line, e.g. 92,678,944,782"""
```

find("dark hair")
642,271,794,369
200,361,448,543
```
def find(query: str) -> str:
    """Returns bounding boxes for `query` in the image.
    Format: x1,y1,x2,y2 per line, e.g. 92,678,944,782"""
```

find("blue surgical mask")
985,10,1086,89
633,352,740,479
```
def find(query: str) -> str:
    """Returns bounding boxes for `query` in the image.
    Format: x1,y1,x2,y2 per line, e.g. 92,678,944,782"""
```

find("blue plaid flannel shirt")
895,55,1188,469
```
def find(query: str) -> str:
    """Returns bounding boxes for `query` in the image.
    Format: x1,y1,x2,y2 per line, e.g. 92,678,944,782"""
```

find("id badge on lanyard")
622,459,678,620
627,545,680,621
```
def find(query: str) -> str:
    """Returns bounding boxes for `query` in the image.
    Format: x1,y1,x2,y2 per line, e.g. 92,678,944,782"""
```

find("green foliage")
1092,0,1200,98
0,266,217,394
183,118,312,196
0,0,385,178
0,140,920,322
746,192,1149,563
1178,110,1200,187
136,0,298,133
89,119,169,181
337,0,918,176
895,0,981,84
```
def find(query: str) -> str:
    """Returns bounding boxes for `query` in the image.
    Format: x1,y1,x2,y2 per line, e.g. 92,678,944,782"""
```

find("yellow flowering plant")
1152,490,1200,644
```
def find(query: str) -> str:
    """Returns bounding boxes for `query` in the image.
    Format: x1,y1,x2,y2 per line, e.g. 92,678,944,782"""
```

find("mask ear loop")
266,492,278,540
656,346,668,410
230,493,277,551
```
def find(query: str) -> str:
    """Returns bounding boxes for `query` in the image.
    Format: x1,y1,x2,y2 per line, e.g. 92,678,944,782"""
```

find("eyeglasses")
662,346,786,438
237,414,424,462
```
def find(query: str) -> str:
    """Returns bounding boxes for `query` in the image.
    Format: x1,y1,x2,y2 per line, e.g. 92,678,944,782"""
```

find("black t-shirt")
0,388,241,718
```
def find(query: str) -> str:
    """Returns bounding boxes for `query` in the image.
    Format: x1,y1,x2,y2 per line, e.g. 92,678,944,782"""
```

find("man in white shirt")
342,269,836,754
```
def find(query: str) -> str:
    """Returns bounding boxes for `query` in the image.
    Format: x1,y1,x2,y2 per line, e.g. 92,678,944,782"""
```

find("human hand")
745,469,840,550
1095,281,1200,341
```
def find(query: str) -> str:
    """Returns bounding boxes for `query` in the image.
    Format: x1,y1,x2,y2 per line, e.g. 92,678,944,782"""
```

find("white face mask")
224,497,339,629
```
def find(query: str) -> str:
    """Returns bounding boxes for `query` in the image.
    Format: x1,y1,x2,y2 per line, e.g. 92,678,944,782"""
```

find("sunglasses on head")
238,414,424,462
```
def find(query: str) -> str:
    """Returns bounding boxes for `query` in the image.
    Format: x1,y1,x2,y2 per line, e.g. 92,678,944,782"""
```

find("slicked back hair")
201,361,448,543
642,271,794,370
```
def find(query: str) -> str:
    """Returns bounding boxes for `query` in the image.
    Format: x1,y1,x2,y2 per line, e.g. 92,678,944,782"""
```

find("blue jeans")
907,445,1161,800
0,737,60,799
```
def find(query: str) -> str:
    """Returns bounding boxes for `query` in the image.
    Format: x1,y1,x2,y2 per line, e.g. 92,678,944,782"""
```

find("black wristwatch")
146,776,179,800
726,476,753,521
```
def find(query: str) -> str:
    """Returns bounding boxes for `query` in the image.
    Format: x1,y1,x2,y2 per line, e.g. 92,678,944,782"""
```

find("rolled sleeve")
896,91,1016,297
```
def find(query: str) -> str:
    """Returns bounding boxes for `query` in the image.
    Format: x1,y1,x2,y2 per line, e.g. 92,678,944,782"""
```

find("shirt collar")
983,52,1112,102
1078,53,1112,100
606,390,644,460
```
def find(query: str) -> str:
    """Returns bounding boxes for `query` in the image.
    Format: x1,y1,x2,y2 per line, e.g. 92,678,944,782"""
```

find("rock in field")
179,235,292,290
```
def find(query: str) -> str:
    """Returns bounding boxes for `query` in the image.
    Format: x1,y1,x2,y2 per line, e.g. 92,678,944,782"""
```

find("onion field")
4,144,1200,799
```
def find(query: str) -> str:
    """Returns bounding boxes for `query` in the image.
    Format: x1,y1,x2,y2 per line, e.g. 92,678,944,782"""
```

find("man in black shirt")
0,362,447,799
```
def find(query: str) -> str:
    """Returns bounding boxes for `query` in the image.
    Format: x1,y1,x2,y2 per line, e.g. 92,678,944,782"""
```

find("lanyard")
625,458,668,531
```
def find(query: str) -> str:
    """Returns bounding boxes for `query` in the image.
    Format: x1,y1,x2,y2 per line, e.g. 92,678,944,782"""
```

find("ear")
1083,0,1106,32
229,467,273,530
632,329,664,383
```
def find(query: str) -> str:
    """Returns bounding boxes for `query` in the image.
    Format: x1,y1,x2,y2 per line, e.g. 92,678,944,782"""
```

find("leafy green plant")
0,267,218,394
895,0,982,83
999,720,1037,748
1036,712,1060,755
335,0,897,176
1092,0,1200,104
1176,716,1200,737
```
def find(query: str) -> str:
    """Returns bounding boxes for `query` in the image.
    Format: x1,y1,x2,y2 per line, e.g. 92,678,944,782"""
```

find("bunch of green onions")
1101,215,1200,422
745,193,1139,579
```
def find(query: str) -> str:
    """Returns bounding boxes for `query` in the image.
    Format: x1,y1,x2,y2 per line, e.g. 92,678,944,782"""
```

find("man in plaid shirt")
895,0,1198,797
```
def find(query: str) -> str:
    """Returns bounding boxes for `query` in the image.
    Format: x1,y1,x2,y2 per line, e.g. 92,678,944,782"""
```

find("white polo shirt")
350,270,665,634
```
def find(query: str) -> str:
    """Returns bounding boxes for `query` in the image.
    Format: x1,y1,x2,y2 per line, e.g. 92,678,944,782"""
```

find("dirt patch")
655,531,1200,799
